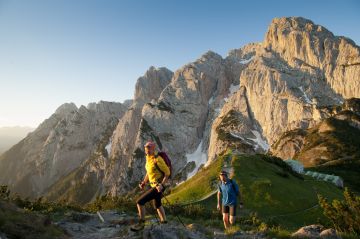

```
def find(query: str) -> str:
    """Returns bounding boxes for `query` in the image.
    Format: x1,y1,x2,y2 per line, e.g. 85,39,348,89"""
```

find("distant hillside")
167,153,343,230
0,126,33,155
271,99,360,192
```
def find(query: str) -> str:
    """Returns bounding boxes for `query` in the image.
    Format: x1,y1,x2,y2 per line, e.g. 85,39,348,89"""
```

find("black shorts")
222,205,236,216
136,187,164,209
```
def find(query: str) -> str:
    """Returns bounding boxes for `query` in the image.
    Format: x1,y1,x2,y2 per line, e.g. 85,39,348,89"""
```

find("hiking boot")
130,219,145,231
160,220,168,224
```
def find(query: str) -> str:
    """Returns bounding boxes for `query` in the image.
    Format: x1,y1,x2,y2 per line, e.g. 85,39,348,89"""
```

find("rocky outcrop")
270,99,360,167
208,86,267,161
291,225,340,238
270,129,307,160
51,210,267,239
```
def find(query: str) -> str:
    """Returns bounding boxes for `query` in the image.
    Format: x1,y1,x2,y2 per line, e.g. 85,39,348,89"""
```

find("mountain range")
0,16,359,203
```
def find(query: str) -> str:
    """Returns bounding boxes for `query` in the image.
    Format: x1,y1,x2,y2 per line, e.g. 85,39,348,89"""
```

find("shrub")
164,202,219,220
318,187,360,234
0,185,10,200
85,194,135,213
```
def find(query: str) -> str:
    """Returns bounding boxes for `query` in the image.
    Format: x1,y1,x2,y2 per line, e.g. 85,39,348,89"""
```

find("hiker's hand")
217,203,221,211
156,184,163,192
139,181,145,190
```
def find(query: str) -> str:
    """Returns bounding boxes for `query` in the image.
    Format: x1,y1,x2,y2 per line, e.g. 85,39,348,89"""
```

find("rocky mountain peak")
264,17,335,49
262,16,360,97
86,101,124,114
268,17,334,37
134,66,173,103
199,50,223,61
54,103,78,116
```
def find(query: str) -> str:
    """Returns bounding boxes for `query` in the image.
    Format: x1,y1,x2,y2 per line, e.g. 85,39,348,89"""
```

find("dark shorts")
222,205,236,216
136,187,164,209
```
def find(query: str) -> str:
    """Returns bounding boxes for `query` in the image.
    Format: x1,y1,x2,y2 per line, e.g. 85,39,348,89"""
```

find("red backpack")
155,151,172,178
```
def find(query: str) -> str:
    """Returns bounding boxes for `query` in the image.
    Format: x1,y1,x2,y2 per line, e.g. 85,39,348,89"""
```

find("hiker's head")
219,171,228,181
144,141,156,155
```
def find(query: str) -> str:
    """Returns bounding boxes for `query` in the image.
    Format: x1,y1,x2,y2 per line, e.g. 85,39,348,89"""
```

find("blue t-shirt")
218,179,239,206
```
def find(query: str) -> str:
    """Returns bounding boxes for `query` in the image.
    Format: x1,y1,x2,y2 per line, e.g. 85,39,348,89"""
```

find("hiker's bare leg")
222,213,229,229
229,215,235,225
157,206,166,222
229,205,236,225
137,204,146,220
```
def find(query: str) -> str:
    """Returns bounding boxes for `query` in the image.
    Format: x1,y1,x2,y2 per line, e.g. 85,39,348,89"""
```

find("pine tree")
318,187,360,234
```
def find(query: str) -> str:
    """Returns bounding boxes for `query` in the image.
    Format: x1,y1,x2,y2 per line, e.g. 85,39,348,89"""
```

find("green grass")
166,155,224,203
0,200,66,239
165,153,344,231
296,116,360,165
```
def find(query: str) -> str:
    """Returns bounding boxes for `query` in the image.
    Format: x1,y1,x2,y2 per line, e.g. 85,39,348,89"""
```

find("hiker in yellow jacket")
131,141,170,231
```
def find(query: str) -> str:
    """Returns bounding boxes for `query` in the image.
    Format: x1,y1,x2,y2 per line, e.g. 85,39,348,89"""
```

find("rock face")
0,17,359,202
105,67,174,195
208,17,359,162
271,98,360,167
265,17,360,98
291,225,340,239
0,101,126,198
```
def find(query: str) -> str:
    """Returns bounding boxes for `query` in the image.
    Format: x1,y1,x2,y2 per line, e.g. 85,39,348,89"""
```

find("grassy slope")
0,200,66,239
166,153,343,230
167,155,224,203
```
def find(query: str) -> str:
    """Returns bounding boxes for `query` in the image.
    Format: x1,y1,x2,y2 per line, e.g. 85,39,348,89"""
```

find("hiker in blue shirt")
217,170,243,229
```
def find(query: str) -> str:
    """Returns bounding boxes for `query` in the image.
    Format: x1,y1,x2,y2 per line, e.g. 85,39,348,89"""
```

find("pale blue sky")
0,0,359,127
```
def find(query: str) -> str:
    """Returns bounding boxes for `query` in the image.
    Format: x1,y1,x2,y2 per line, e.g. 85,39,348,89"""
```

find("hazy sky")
0,0,359,128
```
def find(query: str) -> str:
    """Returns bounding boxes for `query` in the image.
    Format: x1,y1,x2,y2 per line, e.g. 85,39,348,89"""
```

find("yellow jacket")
145,152,170,187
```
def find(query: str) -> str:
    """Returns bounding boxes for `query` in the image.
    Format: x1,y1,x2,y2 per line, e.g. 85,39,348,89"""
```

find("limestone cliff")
0,102,126,198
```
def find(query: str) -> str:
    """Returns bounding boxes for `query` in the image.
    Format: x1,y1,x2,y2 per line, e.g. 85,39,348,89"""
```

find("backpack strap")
154,154,165,178
230,179,239,195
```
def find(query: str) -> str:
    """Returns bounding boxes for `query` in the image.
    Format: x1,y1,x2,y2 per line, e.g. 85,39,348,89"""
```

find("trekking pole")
147,203,161,225
162,195,186,228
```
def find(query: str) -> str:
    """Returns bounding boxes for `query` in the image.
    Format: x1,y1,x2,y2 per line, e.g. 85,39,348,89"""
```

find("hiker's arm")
142,174,149,184
155,175,168,193
217,191,221,210
160,175,168,186
139,174,149,189
155,156,170,192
